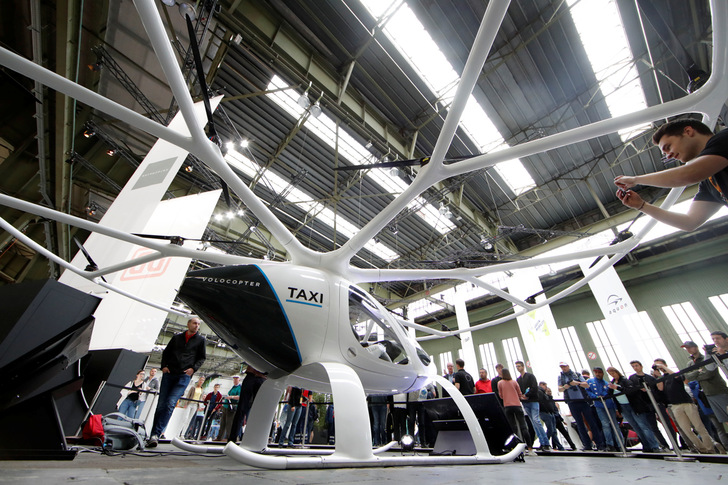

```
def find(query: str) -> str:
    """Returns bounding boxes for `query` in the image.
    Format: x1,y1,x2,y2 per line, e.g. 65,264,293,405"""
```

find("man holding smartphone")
614,119,728,231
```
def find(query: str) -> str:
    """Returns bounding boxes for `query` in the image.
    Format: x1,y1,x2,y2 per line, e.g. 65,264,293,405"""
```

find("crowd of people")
443,331,728,455
120,317,728,456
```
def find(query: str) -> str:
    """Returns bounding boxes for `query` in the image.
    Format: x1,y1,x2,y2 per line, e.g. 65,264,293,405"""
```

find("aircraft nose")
178,265,301,374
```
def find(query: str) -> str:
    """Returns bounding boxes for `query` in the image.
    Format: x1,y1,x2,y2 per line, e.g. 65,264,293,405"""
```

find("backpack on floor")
102,412,147,451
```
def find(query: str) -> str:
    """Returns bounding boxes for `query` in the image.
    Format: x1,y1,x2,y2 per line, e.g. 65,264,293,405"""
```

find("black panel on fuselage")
178,265,301,376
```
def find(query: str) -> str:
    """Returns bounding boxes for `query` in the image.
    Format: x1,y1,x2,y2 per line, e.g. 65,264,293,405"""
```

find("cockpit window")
348,286,408,365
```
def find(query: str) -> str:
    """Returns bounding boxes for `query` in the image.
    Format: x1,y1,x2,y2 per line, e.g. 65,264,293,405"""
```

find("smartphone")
618,188,627,197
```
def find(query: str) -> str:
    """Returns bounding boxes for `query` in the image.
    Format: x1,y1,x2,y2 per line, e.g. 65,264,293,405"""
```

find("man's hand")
615,175,638,189
616,188,645,210
162,367,170,374
184,368,194,376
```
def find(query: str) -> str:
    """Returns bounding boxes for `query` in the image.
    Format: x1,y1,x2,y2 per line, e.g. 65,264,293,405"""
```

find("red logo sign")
587,352,597,360
120,248,171,281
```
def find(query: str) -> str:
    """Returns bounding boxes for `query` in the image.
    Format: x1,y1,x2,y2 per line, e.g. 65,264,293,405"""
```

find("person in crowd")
326,403,335,444
558,362,605,451
581,369,591,380
147,317,206,447
682,340,728,449
217,375,241,441
407,386,428,447
491,364,504,404
181,376,206,439
229,365,267,442
201,383,223,440
453,359,475,395
516,361,549,450
607,366,661,452
391,392,408,442
586,367,622,451
118,370,146,419
709,331,728,356
615,119,728,231
628,360,671,449
304,395,318,444
538,381,563,450
278,386,304,446
139,368,159,419
441,362,455,397
693,336,728,435
475,368,492,394
498,368,535,457
369,394,388,447
653,358,715,453
423,382,438,447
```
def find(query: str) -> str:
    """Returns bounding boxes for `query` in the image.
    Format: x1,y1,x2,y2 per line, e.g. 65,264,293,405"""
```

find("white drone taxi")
0,0,726,470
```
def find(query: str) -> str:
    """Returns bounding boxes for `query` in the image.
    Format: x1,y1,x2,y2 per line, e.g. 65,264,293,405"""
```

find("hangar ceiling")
0,0,724,304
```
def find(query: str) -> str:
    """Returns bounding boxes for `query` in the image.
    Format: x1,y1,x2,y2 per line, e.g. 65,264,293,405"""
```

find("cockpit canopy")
348,285,420,366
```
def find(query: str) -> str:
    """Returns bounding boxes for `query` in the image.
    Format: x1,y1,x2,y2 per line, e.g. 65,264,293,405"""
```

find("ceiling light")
309,92,324,118
389,167,400,177
226,141,235,152
310,102,322,118
388,224,398,235
236,209,245,216
297,81,312,109
239,139,249,148
178,2,196,20
184,165,193,173
83,129,95,138
106,149,116,156
161,0,176,6
226,211,234,219
214,214,223,221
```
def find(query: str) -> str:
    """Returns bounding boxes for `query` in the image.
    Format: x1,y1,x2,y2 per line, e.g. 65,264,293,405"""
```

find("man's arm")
615,154,728,189
192,335,207,373
616,190,721,231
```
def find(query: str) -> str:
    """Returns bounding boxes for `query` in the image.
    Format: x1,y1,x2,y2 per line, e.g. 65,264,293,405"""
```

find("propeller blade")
73,237,107,283
184,13,219,143
333,157,430,172
333,153,485,172
132,233,250,245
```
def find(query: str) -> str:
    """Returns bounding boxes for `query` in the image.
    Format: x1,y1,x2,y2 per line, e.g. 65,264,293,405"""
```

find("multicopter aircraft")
0,0,727,469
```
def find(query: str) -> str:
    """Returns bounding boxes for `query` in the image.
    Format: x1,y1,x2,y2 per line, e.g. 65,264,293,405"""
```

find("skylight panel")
567,0,650,140
360,0,536,196
225,148,398,261
266,75,454,234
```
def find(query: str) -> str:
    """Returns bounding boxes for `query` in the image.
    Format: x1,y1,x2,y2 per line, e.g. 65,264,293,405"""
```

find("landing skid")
180,363,524,469
171,437,397,455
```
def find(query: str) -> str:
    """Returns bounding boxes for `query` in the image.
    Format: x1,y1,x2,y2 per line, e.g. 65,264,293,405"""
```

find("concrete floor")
1,445,727,485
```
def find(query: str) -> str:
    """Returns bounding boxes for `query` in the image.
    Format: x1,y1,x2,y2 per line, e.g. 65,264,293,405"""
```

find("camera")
704,344,716,352
651,364,660,371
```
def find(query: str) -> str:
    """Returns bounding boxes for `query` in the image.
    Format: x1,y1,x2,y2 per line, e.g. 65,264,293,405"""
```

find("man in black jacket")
516,361,550,450
148,317,207,447
627,360,670,449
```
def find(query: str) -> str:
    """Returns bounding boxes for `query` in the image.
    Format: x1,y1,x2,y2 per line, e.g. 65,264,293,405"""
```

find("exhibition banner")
59,97,222,294
89,190,221,351
578,260,647,368
509,268,567,391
